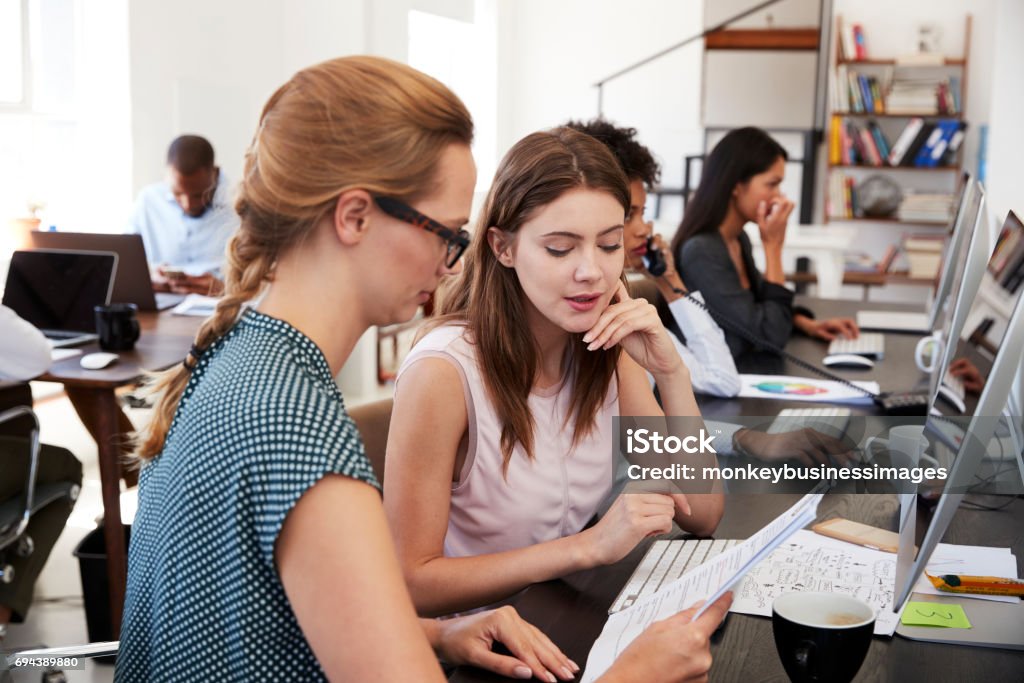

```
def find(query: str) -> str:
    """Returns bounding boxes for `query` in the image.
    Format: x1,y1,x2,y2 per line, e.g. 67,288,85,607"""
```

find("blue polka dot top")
115,309,379,681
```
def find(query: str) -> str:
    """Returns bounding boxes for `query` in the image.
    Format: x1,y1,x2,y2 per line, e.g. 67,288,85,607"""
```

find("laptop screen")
2,250,117,332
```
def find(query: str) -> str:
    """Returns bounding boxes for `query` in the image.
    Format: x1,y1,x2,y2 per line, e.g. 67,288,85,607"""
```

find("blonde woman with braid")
115,57,578,682
116,58,728,683
384,129,728,634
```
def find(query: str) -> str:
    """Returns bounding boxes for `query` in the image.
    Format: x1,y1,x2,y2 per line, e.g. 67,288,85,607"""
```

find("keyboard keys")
828,333,885,358
609,539,740,613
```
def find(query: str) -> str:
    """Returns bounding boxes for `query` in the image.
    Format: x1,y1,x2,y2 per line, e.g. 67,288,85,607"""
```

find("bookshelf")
824,15,972,230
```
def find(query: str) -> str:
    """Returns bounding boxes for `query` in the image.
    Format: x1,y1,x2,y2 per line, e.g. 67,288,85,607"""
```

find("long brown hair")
135,56,473,461
671,127,787,255
436,127,629,473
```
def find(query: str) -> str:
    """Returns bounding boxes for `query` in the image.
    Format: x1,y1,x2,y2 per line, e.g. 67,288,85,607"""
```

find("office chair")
348,398,393,485
0,406,86,682
0,407,81,584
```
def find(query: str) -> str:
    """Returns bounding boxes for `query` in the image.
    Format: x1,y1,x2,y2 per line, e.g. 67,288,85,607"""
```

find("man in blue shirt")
126,135,239,295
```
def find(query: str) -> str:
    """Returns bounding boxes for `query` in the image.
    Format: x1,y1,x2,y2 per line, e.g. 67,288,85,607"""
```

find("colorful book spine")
859,127,882,166
941,122,967,166
859,75,874,112
829,116,842,165
888,118,924,166
927,120,961,168
869,122,891,162
869,78,884,113
849,72,864,112
853,24,867,60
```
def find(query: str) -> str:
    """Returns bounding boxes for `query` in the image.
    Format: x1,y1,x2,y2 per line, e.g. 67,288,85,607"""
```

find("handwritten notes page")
730,530,902,635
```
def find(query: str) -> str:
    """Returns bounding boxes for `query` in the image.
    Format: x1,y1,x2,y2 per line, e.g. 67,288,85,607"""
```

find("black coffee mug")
95,303,140,351
772,591,875,683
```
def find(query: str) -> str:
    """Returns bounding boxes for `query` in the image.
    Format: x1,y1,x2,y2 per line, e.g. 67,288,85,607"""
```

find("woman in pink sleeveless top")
384,128,724,618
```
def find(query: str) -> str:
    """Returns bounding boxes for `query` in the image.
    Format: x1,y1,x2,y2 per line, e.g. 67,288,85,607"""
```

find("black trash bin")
73,524,130,663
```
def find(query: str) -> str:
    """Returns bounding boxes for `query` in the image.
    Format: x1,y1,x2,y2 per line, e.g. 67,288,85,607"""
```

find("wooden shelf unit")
824,15,972,232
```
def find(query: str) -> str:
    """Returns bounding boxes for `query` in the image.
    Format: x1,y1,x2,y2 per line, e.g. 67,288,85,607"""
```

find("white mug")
864,425,940,468
915,333,946,373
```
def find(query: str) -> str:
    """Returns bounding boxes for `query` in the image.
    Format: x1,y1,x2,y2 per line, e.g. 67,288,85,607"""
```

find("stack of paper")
898,193,954,224
171,294,220,317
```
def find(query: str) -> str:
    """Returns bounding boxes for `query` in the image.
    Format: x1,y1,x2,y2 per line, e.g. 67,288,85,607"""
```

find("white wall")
984,0,1024,236
127,0,369,193
496,0,704,216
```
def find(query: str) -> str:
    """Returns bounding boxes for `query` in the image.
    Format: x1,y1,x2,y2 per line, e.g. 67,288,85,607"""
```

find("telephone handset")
641,236,667,277
640,240,928,415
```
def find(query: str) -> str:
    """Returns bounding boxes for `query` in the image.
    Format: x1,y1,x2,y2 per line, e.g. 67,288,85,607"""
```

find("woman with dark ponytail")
671,127,858,371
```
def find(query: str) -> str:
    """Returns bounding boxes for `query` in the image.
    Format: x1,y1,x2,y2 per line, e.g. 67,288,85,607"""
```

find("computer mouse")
80,352,119,370
823,353,875,369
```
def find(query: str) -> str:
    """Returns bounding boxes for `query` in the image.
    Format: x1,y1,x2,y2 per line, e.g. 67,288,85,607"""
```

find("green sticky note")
901,601,972,629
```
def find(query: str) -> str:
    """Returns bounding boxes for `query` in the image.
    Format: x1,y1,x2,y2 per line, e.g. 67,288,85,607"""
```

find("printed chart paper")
739,374,880,404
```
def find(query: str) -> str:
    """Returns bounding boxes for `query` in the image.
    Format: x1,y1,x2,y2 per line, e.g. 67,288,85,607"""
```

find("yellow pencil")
925,571,1024,597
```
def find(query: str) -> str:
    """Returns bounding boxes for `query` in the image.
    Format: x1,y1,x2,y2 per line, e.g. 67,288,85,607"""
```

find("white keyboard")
856,310,930,333
828,333,885,359
609,538,739,613
767,407,853,440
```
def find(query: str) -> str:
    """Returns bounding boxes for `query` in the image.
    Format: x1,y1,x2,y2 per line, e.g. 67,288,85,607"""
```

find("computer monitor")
926,182,990,404
926,176,981,333
893,212,1024,644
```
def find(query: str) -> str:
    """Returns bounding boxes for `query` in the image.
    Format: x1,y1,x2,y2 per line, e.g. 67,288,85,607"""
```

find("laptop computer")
27,231,185,311
2,249,118,348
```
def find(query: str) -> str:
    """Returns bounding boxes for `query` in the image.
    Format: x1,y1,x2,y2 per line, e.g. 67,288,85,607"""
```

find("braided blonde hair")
134,56,473,461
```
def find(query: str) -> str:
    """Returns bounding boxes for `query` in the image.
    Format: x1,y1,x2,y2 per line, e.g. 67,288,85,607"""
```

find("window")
0,0,131,235
408,3,497,193
0,0,27,106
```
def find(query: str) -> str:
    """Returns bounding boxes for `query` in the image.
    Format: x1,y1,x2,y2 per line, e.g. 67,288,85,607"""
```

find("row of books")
829,116,966,168
826,172,857,219
833,66,885,114
888,73,961,115
990,222,1024,294
832,66,962,116
827,172,954,225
